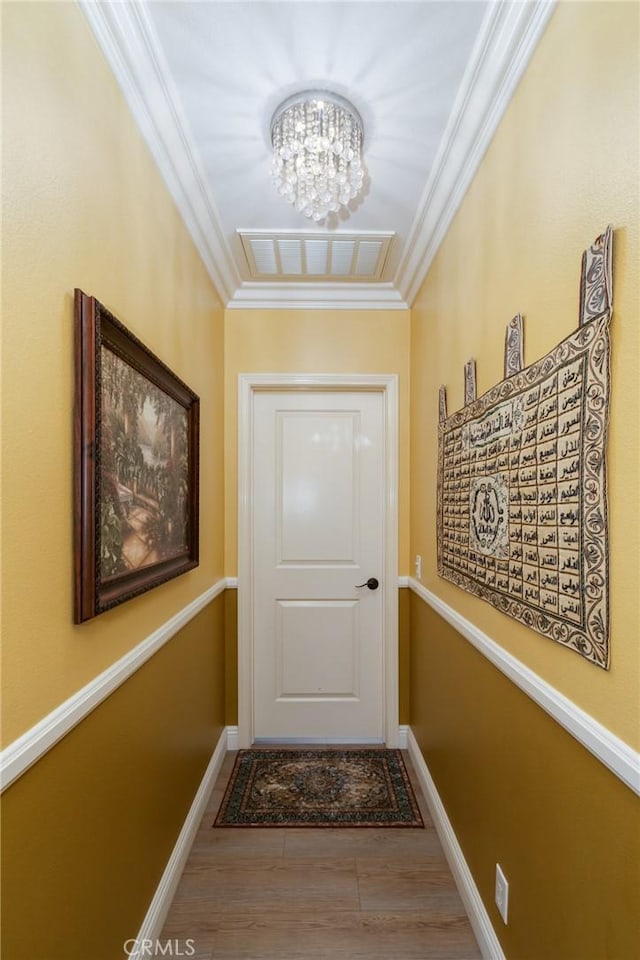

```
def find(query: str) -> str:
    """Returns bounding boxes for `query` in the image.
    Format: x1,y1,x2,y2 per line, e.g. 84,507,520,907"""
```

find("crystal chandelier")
270,90,365,223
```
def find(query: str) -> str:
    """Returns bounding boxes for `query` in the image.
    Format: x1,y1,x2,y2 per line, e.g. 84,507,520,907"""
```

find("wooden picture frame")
74,290,199,623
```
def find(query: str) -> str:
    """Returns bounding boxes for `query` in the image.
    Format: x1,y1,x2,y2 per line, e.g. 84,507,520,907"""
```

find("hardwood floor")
160,750,481,960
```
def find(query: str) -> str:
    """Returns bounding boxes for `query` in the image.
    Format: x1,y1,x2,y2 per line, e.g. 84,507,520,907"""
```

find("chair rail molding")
408,578,640,797
0,578,233,791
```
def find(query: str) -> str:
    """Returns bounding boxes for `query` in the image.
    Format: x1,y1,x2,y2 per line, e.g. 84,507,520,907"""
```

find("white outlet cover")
495,863,509,924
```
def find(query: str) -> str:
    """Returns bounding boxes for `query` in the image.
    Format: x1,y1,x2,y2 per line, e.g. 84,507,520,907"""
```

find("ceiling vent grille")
239,231,393,282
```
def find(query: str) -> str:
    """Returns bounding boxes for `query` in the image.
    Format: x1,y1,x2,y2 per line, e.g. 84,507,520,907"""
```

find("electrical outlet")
415,554,422,580
495,863,509,924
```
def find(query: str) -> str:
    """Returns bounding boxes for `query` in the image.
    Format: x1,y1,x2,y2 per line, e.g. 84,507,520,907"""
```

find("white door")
252,390,385,741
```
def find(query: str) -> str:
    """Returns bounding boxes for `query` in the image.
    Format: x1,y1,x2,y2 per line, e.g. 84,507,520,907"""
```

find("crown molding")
227,280,409,311
395,0,557,304
79,0,240,302
81,0,554,310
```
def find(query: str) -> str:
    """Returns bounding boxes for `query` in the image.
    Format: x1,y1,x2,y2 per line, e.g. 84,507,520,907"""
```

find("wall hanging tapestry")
214,749,424,827
437,227,613,668
74,290,200,622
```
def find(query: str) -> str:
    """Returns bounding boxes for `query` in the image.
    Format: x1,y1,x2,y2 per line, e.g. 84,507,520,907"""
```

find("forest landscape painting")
74,290,199,622
100,347,188,578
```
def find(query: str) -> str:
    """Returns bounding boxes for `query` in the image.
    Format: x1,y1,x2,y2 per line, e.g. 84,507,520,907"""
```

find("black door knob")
355,577,379,590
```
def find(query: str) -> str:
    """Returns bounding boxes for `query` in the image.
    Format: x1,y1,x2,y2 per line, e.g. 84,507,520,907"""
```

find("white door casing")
254,391,383,740
237,373,399,748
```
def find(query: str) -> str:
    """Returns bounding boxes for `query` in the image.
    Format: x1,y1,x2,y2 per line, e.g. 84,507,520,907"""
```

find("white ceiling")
81,1,555,309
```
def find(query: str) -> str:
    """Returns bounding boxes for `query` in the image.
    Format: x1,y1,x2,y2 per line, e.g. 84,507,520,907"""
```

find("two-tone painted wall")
223,309,412,723
1,4,226,958
409,3,640,957
2,2,639,959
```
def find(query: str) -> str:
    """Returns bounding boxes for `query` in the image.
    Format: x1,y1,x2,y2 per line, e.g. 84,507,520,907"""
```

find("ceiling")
81,1,554,310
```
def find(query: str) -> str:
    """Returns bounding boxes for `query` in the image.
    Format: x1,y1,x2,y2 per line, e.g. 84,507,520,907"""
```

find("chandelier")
270,90,365,223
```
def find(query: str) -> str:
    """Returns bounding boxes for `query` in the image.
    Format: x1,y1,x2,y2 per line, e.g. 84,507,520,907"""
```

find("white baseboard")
130,725,229,960
226,725,239,751
407,728,505,960
398,724,409,749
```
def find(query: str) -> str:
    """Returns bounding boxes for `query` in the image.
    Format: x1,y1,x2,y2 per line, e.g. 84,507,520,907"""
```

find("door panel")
276,600,359,698
253,391,384,741
279,412,357,563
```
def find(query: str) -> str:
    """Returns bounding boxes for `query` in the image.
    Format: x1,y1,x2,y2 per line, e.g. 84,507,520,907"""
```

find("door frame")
237,373,399,749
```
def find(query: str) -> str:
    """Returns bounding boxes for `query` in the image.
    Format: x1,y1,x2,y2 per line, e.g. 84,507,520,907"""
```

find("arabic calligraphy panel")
437,312,610,668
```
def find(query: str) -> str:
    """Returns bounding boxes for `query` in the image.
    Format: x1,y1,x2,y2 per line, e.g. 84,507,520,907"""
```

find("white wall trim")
395,0,556,304
227,281,409,311
226,725,240,751
129,725,229,960
398,724,409,749
407,728,505,960
237,373,399,749
0,578,232,792
79,0,239,303
80,0,553,311
408,578,640,797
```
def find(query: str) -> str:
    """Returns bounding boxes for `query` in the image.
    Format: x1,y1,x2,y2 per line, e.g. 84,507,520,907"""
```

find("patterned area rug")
214,749,424,827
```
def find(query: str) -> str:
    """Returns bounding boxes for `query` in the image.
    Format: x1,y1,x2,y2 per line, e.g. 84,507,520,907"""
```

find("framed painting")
74,290,200,622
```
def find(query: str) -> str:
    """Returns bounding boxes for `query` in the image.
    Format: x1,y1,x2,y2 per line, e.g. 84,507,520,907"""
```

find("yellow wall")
410,0,639,748
1,599,226,960
410,596,640,960
398,587,410,724
1,1,226,746
223,308,411,576
410,3,640,957
223,308,411,724
1,4,227,958
3,2,638,959
224,587,239,725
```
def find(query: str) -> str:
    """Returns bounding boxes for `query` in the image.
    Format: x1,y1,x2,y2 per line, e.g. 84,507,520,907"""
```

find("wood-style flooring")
160,749,481,960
